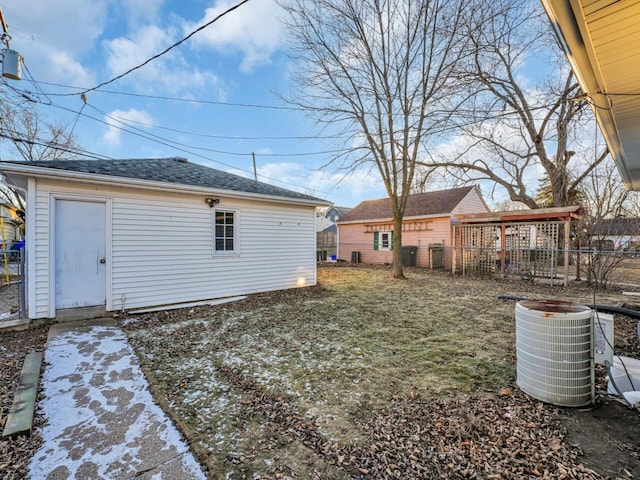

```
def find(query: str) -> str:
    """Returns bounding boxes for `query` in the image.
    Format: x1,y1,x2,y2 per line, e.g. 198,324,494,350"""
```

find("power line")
2,130,336,197
77,0,251,95
43,96,582,166
5,79,590,152
44,100,351,158
0,124,336,196
21,59,53,105
9,2,256,104
23,78,577,124
0,130,112,160
82,106,345,140
38,102,336,195
37,81,298,110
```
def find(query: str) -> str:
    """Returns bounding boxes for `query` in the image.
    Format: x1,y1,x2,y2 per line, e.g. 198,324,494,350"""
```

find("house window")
214,210,235,253
373,231,393,251
381,232,391,249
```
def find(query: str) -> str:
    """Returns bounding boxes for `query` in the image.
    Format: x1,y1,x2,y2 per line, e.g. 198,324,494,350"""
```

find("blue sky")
2,0,386,207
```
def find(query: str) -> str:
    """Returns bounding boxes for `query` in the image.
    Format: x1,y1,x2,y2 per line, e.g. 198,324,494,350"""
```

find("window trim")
213,208,238,255
373,230,393,251
380,231,392,250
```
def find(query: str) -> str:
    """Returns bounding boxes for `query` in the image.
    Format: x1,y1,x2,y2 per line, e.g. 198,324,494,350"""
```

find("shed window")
373,231,393,250
214,210,235,253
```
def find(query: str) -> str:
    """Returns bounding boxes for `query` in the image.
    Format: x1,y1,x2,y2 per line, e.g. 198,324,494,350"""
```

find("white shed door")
54,199,106,309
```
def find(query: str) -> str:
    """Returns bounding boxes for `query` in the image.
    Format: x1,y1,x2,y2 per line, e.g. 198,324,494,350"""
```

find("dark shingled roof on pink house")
338,186,485,223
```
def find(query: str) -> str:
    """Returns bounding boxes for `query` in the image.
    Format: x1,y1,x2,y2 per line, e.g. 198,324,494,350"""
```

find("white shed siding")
30,179,317,317
33,181,51,318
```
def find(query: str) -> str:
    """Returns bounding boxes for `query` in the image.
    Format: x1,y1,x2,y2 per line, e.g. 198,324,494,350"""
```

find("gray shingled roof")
338,186,476,223
0,158,326,203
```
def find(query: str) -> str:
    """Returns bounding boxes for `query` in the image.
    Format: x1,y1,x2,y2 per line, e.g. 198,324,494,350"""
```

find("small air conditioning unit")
516,300,594,407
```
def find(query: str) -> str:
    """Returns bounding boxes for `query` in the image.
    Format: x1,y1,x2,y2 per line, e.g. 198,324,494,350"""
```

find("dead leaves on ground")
340,389,600,479
215,354,600,479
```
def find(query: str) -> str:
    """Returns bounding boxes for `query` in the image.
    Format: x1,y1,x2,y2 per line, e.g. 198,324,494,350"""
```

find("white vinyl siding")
33,181,51,318
28,179,317,317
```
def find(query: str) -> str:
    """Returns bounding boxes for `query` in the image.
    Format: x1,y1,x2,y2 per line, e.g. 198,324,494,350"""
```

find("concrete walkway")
30,319,206,480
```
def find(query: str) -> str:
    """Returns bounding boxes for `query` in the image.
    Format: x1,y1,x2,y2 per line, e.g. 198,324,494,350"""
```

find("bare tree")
576,160,638,287
0,102,80,162
0,101,81,209
281,0,473,278
581,161,634,220
418,0,608,209
621,194,640,218
490,198,528,212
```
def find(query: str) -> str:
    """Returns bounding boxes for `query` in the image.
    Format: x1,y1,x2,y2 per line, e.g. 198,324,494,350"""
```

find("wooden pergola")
452,206,582,286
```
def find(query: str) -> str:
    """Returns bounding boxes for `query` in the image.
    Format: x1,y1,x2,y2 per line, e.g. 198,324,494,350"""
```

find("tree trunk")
392,213,405,279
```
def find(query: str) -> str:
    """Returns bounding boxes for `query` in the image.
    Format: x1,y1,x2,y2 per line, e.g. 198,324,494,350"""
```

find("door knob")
99,258,106,264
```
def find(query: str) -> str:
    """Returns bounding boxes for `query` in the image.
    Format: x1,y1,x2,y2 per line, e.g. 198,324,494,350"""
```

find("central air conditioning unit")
515,300,594,407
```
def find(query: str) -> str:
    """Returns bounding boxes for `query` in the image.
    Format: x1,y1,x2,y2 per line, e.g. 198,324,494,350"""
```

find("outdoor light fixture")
205,197,220,208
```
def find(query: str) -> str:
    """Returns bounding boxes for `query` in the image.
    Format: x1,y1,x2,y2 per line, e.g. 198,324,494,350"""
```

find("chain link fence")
0,248,24,319
319,242,639,286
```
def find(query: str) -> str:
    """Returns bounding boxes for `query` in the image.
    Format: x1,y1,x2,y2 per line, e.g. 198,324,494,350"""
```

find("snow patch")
30,325,205,479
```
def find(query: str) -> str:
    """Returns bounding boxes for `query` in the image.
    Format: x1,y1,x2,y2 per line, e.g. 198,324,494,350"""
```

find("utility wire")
21,59,52,105
40,102,336,195
41,95,583,167
1,124,335,196
24,79,577,119
7,80,364,146
82,107,346,140
60,0,251,96
0,131,112,160
38,81,297,110
46,101,350,158
8,82,593,157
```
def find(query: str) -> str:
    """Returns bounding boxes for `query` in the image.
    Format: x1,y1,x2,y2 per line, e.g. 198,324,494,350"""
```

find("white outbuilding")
0,157,330,320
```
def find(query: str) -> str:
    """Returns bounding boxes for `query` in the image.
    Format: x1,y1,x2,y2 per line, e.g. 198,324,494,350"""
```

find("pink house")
337,186,489,269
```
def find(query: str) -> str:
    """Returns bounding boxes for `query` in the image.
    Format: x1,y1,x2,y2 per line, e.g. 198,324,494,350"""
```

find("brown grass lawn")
123,265,640,479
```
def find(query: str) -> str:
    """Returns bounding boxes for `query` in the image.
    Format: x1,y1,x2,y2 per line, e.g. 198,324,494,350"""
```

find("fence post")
19,248,25,319
564,218,570,286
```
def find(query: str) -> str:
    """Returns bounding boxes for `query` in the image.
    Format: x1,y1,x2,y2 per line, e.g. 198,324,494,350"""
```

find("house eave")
0,163,331,208
540,0,640,190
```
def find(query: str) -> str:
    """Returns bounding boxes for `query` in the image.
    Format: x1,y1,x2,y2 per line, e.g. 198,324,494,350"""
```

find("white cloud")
103,25,169,77
4,0,108,84
229,161,383,205
184,0,285,72
46,51,96,87
103,108,154,146
102,24,222,96
6,0,108,55
308,168,383,198
118,0,164,26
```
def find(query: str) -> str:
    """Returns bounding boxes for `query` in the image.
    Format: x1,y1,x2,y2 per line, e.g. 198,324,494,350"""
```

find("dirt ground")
1,267,639,479
0,282,20,316
559,397,640,479
0,323,48,479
